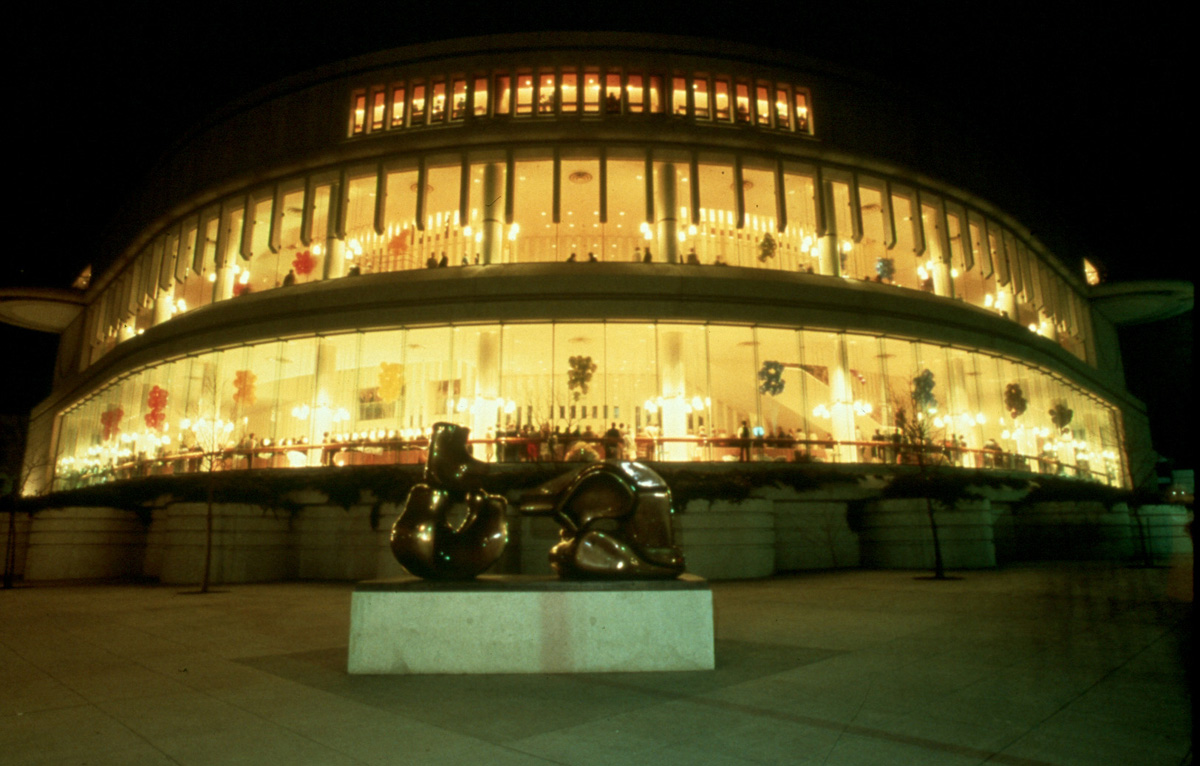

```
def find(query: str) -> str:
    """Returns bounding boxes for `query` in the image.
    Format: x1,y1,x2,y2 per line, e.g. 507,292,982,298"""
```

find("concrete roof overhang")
1090,280,1193,325
0,288,84,333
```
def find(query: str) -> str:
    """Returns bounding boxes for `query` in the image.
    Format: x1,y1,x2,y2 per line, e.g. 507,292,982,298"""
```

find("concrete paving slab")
0,563,1190,765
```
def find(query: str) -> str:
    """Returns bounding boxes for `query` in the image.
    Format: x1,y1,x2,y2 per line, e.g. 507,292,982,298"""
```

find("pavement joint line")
580,666,1059,766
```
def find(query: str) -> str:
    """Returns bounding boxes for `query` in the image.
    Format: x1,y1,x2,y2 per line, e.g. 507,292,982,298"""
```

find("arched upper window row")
348,68,812,137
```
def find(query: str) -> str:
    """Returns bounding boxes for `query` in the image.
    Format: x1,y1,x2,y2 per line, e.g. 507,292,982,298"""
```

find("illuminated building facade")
26,33,1145,495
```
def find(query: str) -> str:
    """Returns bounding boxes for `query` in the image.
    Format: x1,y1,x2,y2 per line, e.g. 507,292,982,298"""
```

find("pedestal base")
348,574,714,674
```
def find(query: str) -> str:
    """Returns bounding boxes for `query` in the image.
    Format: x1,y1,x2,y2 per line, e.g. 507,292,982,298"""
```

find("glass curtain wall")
54,322,1128,490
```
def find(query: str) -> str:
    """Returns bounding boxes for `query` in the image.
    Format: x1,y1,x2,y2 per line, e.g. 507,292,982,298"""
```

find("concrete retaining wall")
1132,504,1193,564
773,500,859,570
676,499,775,580
0,511,32,579
24,507,147,581
19,483,1187,583
858,498,996,570
156,503,291,585
999,501,1135,563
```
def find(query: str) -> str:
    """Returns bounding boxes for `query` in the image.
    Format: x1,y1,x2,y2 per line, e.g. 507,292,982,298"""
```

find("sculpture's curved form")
390,423,508,579
519,461,685,579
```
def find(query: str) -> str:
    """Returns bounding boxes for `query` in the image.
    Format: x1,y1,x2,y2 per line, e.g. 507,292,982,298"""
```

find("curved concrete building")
25,33,1149,498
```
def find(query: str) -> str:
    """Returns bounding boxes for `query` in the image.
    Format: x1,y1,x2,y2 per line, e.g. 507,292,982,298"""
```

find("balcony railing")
54,435,1119,491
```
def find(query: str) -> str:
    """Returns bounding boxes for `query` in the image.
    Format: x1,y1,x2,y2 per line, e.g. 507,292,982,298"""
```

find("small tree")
1,472,15,590
890,369,953,579
179,416,234,593
2,419,58,589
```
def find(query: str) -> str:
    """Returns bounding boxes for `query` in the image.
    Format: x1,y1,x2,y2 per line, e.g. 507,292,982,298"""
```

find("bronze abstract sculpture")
390,423,508,579
518,460,685,579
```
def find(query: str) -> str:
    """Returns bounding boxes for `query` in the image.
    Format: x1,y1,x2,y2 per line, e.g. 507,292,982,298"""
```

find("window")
370,89,386,131
472,76,488,116
538,71,556,115
626,73,643,113
672,76,687,115
350,91,366,135
561,70,578,113
755,83,771,126
451,79,467,120
411,82,427,123
714,79,730,121
774,86,789,129
516,72,534,115
693,75,710,119
494,74,511,116
794,92,810,132
735,82,751,122
390,85,406,127
605,72,622,114
559,155,601,260
648,75,663,113
584,70,600,113
430,80,446,122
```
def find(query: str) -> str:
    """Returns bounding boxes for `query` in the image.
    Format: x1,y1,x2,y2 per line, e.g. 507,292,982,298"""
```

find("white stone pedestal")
348,574,714,674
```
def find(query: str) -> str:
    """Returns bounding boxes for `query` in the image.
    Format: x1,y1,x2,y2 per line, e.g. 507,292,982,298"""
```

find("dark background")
4,2,1191,467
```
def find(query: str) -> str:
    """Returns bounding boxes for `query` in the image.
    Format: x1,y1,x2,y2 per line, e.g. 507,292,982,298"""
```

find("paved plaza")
1,563,1192,765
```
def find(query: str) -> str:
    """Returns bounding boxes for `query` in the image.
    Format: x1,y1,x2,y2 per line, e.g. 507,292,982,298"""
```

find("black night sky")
5,2,1192,466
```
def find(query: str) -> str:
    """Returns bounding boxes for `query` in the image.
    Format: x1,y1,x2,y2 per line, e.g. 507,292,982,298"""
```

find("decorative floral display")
912,369,938,412
1049,401,1074,430
100,406,124,441
757,232,777,262
875,256,895,281
292,249,315,276
388,231,410,256
378,362,404,403
567,355,597,398
233,370,258,407
147,385,168,411
757,360,785,396
144,385,168,431
1004,383,1028,419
